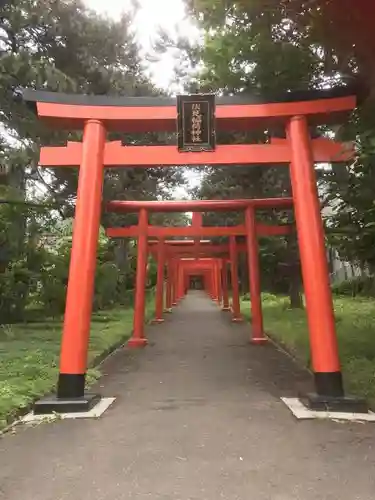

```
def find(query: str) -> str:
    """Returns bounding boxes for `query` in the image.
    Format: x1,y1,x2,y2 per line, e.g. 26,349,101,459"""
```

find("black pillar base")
302,371,368,413
34,393,101,415
314,371,344,398
57,373,86,398
302,393,368,414
33,372,100,415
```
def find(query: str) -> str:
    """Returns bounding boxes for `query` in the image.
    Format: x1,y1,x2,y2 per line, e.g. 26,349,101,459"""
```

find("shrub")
0,260,31,322
94,261,121,310
331,276,375,297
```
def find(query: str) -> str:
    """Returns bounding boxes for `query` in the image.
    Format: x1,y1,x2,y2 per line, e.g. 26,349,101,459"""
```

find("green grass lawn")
241,294,375,405
0,296,155,429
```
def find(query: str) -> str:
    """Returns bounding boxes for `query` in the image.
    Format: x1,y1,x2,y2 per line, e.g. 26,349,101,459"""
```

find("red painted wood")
221,260,230,311
59,120,106,375
106,198,293,213
36,95,356,132
39,139,353,167
229,236,242,322
154,238,165,322
106,224,293,238
129,208,148,347
289,116,340,373
245,207,265,343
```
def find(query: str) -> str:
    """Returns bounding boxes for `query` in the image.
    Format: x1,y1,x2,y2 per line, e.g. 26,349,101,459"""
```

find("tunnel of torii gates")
22,85,367,415
105,198,295,346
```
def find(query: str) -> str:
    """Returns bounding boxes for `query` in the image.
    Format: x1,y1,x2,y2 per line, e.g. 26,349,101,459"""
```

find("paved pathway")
1,291,375,499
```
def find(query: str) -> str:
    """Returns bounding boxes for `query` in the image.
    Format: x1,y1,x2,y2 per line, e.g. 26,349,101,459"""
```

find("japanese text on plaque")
191,103,203,143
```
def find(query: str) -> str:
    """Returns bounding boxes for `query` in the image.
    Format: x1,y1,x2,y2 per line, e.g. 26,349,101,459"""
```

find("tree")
184,0,375,285
1,0,185,210
0,0,188,321
176,0,320,306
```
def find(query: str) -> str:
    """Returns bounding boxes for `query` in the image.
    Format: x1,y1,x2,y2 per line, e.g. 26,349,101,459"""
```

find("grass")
241,293,375,406
0,295,155,429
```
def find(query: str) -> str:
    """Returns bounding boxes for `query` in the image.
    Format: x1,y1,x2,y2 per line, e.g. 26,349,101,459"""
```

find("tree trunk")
238,252,248,294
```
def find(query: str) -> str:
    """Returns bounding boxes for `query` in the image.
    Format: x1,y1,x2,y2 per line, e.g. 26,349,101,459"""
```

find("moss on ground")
0,297,155,429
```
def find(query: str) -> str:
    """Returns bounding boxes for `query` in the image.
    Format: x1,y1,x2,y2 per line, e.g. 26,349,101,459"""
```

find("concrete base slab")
251,337,268,345
127,337,148,348
231,317,244,323
21,397,116,423
151,318,165,324
282,397,375,422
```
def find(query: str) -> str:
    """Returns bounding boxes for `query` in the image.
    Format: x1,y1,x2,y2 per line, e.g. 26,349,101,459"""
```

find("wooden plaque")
177,94,216,152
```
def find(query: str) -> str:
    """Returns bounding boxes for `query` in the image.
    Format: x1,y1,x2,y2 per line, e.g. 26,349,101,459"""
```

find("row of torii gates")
106,197,294,347
22,86,366,414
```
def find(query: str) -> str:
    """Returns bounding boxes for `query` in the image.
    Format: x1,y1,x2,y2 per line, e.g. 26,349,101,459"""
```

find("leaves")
0,1,190,322
180,0,375,291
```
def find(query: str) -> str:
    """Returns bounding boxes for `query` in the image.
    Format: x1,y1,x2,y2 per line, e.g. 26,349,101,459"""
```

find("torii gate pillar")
128,208,149,347
245,207,266,343
172,260,178,306
153,238,165,323
165,259,173,312
35,119,106,414
221,259,230,311
229,236,243,322
288,116,366,410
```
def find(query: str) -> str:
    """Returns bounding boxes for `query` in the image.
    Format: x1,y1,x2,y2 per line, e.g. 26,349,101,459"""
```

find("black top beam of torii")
20,85,358,109
17,84,359,138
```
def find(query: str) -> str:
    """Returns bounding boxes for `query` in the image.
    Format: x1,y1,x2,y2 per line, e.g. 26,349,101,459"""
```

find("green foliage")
0,1,188,325
36,219,134,316
183,0,375,284
0,260,32,321
94,262,121,310
242,294,375,405
331,276,375,298
0,299,156,429
181,0,375,309
0,187,48,322
323,118,375,271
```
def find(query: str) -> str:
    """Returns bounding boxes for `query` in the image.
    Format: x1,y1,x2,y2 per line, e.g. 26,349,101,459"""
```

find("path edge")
0,307,156,437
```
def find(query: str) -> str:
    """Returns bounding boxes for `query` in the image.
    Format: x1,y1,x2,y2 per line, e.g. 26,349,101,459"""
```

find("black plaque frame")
177,94,216,152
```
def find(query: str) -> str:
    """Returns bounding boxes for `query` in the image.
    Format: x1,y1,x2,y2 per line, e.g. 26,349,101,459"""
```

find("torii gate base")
34,393,100,415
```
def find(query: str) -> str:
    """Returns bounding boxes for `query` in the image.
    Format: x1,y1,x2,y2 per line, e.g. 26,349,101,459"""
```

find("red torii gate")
148,244,226,318
148,239,242,319
105,199,294,346
22,86,364,414
148,239,238,319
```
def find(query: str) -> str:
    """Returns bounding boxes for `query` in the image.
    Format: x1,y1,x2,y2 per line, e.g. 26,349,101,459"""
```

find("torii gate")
147,239,240,317
105,199,294,346
148,239,237,317
22,86,364,414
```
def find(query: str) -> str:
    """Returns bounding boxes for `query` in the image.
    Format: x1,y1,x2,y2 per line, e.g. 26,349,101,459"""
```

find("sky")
84,0,203,198
84,0,199,91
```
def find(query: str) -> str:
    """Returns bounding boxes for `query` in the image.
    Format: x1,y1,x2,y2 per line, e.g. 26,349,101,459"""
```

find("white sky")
84,0,199,91
84,0,202,197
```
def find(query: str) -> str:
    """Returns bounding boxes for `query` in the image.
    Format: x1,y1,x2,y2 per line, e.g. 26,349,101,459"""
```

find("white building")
320,180,368,284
